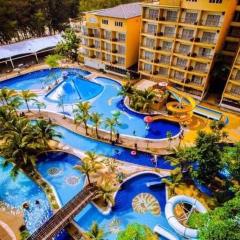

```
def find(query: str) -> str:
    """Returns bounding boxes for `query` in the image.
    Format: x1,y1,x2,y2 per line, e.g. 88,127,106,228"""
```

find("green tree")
73,102,92,135
0,88,17,105
34,101,46,113
166,131,173,149
85,222,105,240
19,90,37,112
223,143,240,182
90,112,102,138
94,181,118,206
105,117,118,142
188,194,240,240
192,131,223,185
56,28,79,61
117,223,158,240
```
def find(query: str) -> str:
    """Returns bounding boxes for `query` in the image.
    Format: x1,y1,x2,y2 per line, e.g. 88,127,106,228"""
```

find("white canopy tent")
0,35,62,69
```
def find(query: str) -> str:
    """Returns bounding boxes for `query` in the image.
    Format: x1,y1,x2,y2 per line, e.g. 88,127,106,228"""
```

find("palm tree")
85,222,105,240
8,96,23,116
94,181,118,207
105,116,121,142
19,90,37,112
162,167,184,195
118,82,135,104
74,160,93,184
0,88,17,105
73,102,91,135
90,112,102,138
83,151,99,163
34,101,46,113
141,89,156,113
34,119,62,148
166,131,173,149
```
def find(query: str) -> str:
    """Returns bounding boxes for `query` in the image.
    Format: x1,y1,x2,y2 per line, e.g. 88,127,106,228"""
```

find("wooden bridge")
27,184,97,240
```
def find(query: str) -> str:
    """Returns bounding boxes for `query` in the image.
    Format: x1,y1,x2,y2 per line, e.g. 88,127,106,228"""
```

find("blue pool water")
37,152,85,206
0,157,52,233
76,173,179,240
46,73,103,104
54,125,173,170
0,68,90,90
1,68,181,139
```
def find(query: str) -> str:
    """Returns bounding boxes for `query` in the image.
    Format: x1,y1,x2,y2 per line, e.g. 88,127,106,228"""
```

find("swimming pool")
0,68,90,90
76,173,179,240
54,125,173,170
0,157,51,233
1,68,181,140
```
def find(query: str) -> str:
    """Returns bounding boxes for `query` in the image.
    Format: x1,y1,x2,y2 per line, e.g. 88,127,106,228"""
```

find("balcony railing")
199,20,222,27
177,34,194,41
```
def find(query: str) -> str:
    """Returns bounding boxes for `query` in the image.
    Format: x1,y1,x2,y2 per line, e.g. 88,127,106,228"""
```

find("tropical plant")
209,120,226,136
105,117,121,142
90,112,102,138
34,101,46,113
94,181,118,206
85,222,105,240
55,28,79,61
188,194,240,240
117,223,158,240
192,131,223,185
0,88,17,105
162,167,185,195
83,151,99,163
19,90,37,112
73,101,91,135
166,131,173,149
44,54,62,68
34,119,62,148
222,143,240,182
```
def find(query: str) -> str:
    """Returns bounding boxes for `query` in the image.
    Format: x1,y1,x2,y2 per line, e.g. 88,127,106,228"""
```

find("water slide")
164,195,207,239
152,86,196,124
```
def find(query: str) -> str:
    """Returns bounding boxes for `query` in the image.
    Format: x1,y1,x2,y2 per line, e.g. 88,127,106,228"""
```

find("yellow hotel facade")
138,0,238,100
220,46,240,111
80,3,141,76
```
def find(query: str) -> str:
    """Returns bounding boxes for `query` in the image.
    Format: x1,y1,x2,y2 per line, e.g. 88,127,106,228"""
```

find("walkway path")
27,184,97,240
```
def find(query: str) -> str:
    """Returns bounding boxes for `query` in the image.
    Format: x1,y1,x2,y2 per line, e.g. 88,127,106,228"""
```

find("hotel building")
80,3,141,76
138,0,237,100
220,46,240,111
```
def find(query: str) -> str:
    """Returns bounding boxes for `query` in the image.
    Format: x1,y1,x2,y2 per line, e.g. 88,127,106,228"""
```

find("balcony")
180,17,198,25
177,34,194,41
199,20,222,27
163,32,175,37
112,49,118,54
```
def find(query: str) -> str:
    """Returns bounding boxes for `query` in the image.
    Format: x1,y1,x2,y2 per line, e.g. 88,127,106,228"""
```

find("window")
230,86,240,95
118,33,126,42
115,21,123,27
209,0,223,3
106,54,111,61
192,76,202,85
149,9,159,20
228,27,240,38
147,24,157,34
104,31,111,39
118,57,125,65
195,62,207,72
162,41,172,50
102,19,108,25
184,12,198,24
144,63,152,72
104,43,111,51
144,51,154,60
94,40,100,48
201,32,216,43
178,44,191,54
182,29,194,40
174,71,184,80
95,51,101,58
158,67,168,75
160,55,170,64
199,48,211,57
164,27,175,37
145,38,155,47
166,10,178,21
93,29,100,37
118,46,125,54
176,58,187,68
205,15,221,26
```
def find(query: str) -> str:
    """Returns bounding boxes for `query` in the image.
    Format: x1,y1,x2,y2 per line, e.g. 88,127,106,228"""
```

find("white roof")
0,35,62,60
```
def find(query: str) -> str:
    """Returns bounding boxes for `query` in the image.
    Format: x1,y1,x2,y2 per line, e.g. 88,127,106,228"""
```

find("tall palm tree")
94,181,118,207
0,88,17,105
141,89,156,113
73,102,91,135
83,151,99,163
8,96,23,116
118,82,135,104
34,101,46,113
34,119,62,148
90,112,102,138
105,117,121,142
85,222,105,240
74,160,93,184
19,90,37,112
